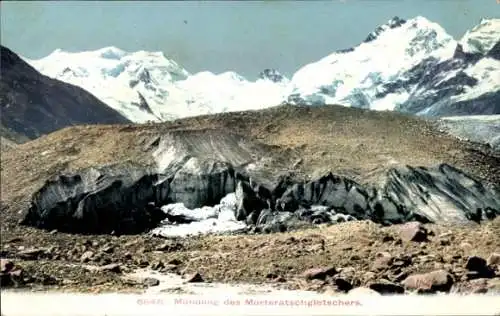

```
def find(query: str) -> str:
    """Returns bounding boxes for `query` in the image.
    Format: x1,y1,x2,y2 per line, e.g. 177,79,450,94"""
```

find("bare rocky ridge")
0,45,130,143
1,104,499,294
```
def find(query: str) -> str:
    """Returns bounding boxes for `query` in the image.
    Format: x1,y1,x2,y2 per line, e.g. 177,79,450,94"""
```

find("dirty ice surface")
150,193,248,237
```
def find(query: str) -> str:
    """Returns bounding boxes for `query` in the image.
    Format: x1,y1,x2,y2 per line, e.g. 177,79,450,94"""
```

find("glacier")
150,193,248,237
24,16,500,122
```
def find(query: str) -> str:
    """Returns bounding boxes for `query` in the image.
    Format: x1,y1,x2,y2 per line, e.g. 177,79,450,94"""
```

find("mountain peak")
258,69,288,83
387,16,407,27
460,18,500,55
96,46,127,59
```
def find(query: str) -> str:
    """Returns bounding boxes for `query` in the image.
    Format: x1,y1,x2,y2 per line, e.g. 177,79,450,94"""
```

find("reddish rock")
399,222,428,242
302,267,337,280
402,270,454,293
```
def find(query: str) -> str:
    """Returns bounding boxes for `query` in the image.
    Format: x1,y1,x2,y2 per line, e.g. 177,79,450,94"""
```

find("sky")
1,0,499,79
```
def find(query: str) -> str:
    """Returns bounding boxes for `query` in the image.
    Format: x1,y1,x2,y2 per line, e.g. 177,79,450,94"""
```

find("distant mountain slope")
0,124,29,150
25,17,500,122
0,45,131,141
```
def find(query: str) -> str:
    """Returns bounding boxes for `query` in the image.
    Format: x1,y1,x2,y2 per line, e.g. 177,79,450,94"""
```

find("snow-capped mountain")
26,47,189,122
25,48,290,122
258,69,289,84
25,16,499,122
460,18,500,55
287,16,500,116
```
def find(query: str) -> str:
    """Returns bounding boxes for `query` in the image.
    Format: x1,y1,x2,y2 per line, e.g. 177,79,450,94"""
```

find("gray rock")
17,248,44,260
369,280,405,294
143,277,160,287
99,263,121,273
186,272,204,283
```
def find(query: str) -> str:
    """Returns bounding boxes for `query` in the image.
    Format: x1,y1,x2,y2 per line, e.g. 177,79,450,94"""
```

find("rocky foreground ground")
2,218,499,295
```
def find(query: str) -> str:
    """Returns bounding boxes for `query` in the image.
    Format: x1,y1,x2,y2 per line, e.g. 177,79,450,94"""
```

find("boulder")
0,260,25,288
186,272,204,283
302,267,337,281
466,256,487,272
372,252,393,270
142,277,160,287
0,259,14,274
402,270,454,293
368,280,405,294
333,277,353,292
465,256,496,278
399,222,428,242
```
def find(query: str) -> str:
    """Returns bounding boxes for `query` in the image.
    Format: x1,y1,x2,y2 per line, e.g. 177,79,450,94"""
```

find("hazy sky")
1,1,499,78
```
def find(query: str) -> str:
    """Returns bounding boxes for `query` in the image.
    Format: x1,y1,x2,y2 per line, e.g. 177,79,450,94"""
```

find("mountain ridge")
23,16,499,123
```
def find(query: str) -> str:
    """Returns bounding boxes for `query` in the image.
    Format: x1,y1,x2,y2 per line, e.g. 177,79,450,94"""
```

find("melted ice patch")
151,193,247,237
